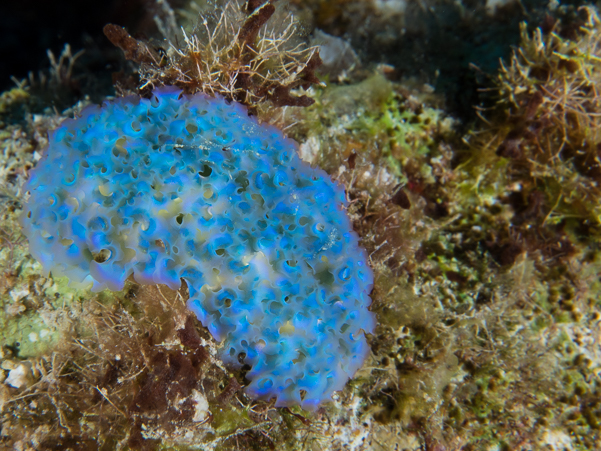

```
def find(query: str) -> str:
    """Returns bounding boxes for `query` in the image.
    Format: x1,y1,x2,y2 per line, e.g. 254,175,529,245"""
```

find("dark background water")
0,0,590,122
0,0,175,94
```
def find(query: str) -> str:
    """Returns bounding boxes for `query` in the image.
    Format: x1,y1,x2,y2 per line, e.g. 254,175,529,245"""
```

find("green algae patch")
0,306,61,358
0,87,30,115
280,73,457,183
0,218,78,357
0,261,116,358
212,405,255,437
0,210,125,358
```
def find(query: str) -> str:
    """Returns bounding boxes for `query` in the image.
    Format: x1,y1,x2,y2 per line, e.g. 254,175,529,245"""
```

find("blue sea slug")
20,87,375,410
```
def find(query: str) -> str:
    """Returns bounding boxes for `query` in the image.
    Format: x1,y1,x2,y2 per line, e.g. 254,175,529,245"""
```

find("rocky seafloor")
1,0,601,450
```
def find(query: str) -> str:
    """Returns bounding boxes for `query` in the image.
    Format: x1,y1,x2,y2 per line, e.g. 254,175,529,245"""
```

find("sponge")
20,87,375,410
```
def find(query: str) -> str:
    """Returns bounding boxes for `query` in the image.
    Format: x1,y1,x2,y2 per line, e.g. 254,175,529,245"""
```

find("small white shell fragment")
5,364,30,389
190,389,210,422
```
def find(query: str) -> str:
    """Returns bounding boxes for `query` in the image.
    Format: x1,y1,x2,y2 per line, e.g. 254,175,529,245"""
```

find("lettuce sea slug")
20,87,375,410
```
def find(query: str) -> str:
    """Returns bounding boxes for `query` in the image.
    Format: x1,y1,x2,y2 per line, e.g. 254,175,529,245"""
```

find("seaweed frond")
104,0,321,109
491,7,601,237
